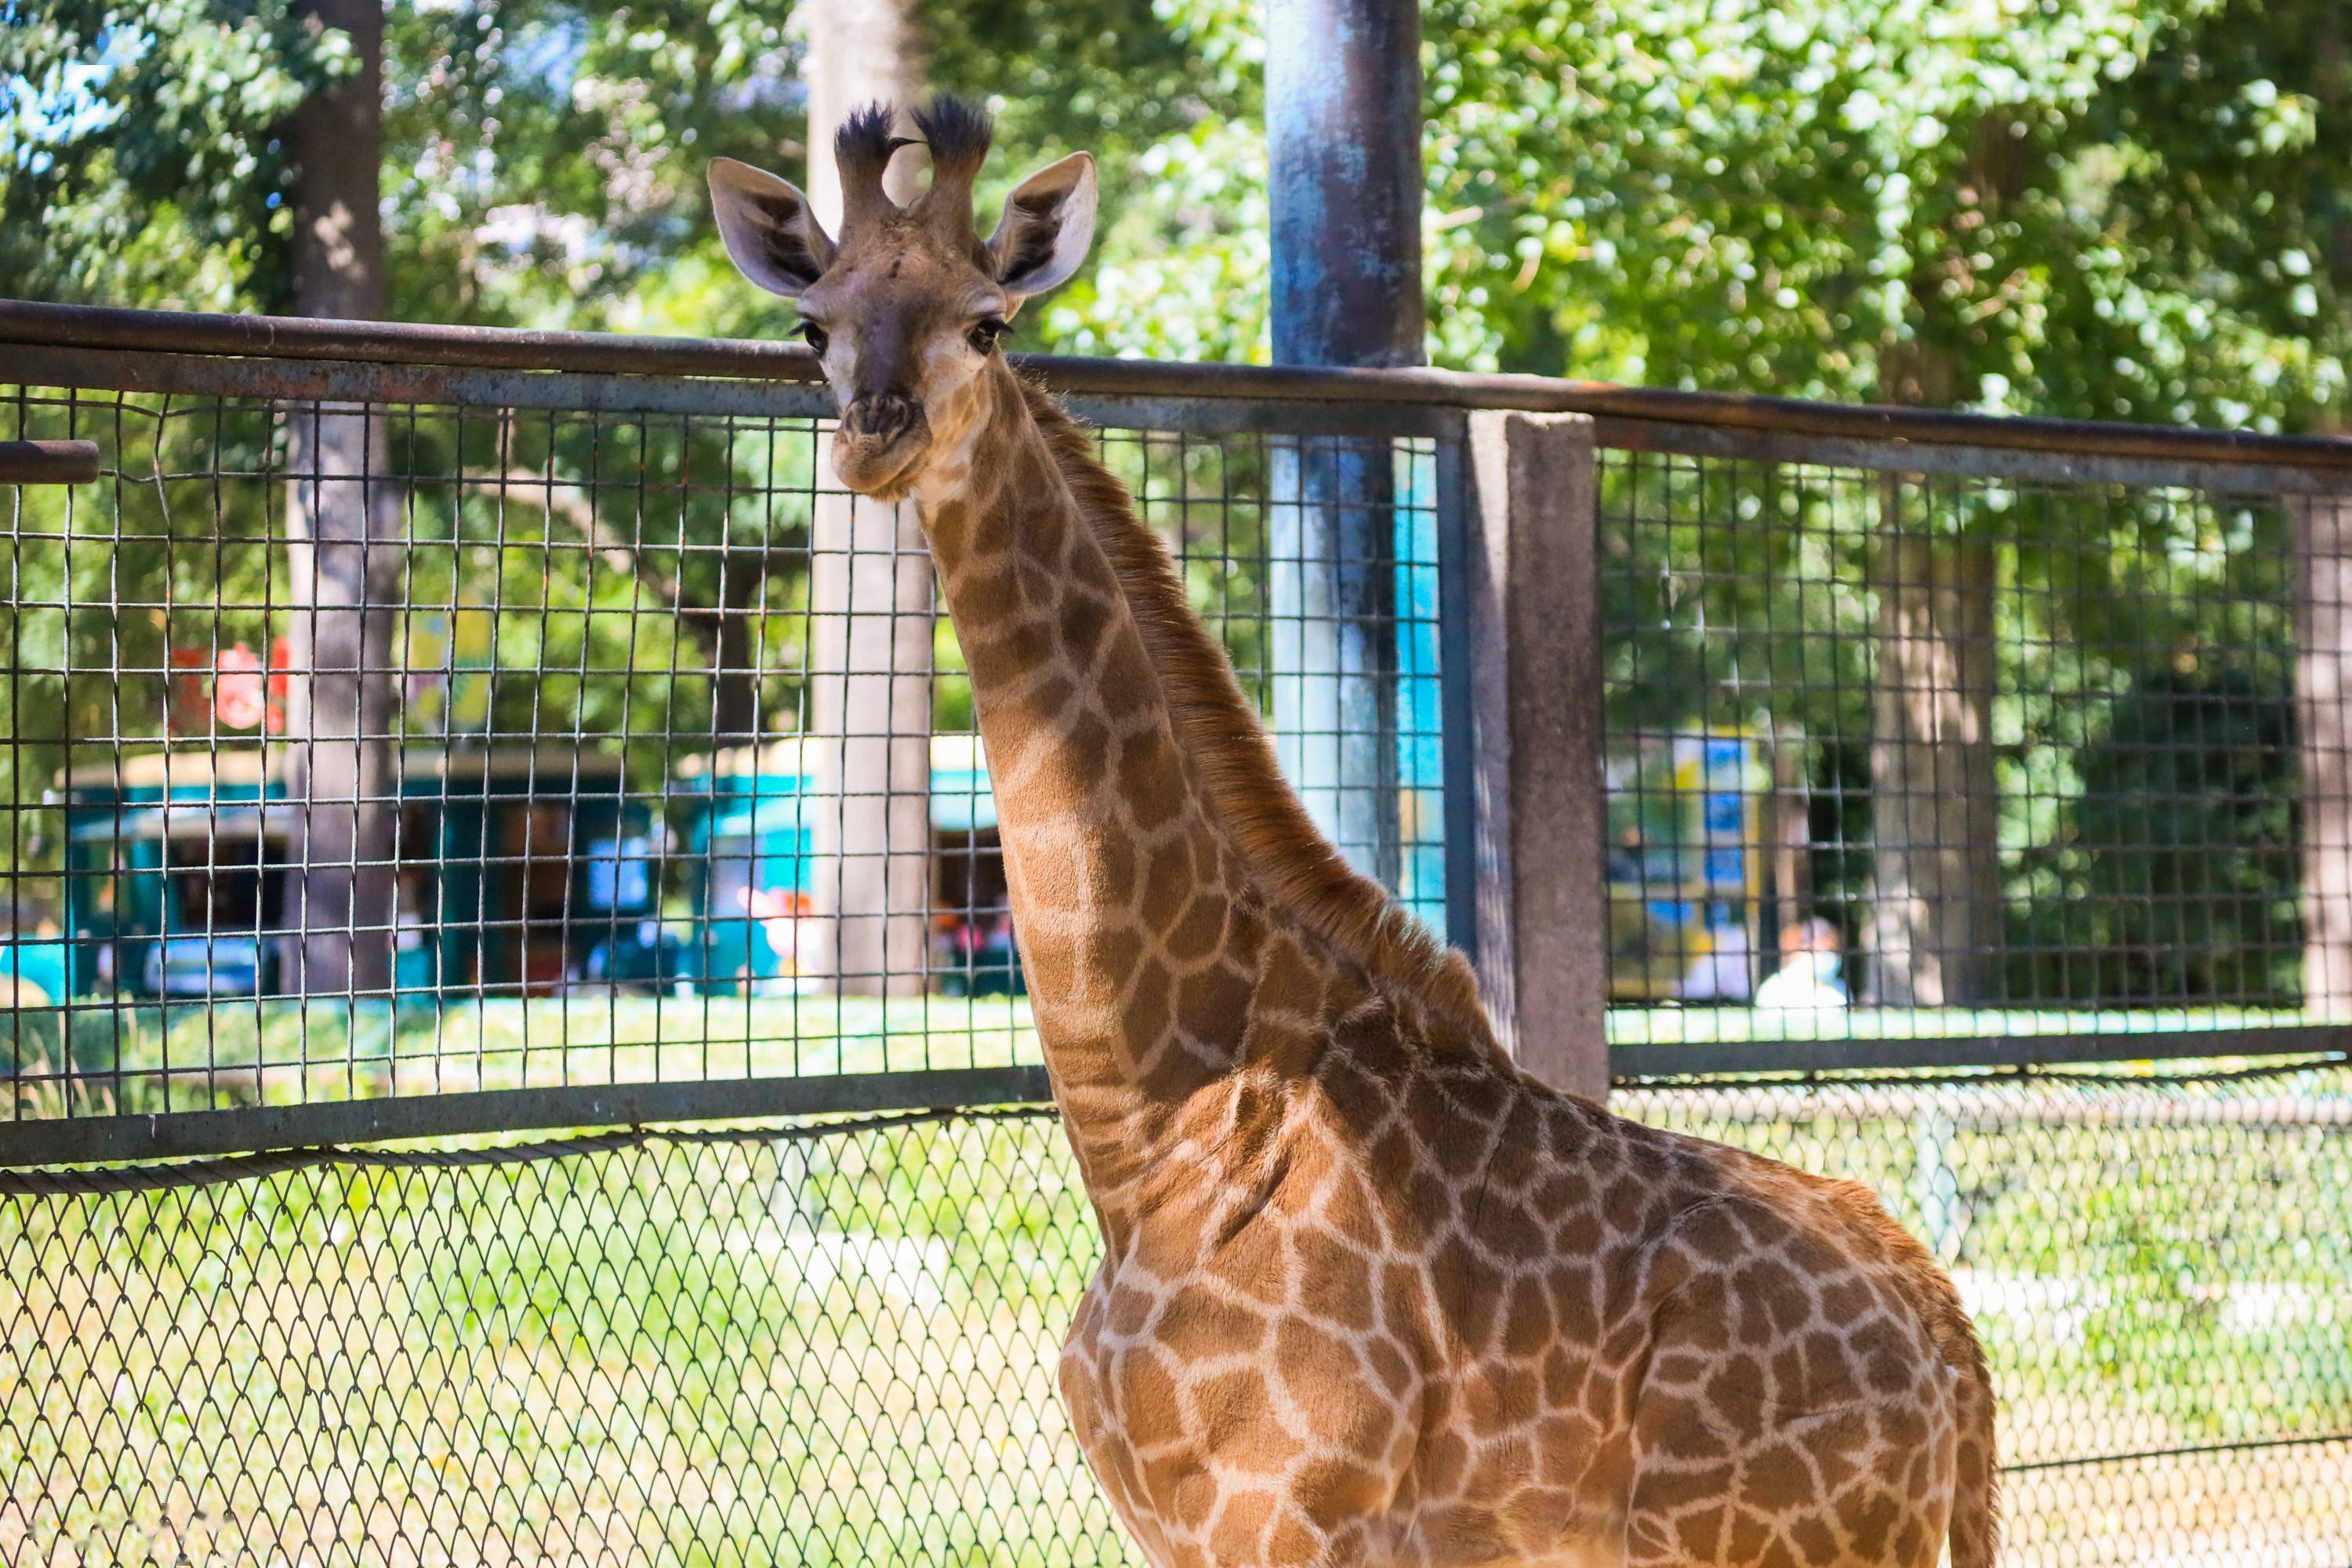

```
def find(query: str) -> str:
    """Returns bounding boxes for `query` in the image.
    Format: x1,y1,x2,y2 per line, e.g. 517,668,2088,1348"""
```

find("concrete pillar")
2295,490,2352,1017
799,0,934,997
1465,411,1609,1102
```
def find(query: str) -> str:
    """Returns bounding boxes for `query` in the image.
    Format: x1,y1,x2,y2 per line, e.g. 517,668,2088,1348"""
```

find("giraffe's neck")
913,366,1265,1202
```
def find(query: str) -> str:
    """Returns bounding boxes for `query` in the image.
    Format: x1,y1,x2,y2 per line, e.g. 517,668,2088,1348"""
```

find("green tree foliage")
0,1,347,307
1418,0,2348,425
2005,661,2300,1004
2,0,1213,328
12,0,2346,415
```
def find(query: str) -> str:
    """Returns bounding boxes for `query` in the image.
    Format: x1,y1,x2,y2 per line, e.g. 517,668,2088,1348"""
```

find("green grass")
2,995,1043,1118
3,1038,2349,1565
2,1114,1122,1567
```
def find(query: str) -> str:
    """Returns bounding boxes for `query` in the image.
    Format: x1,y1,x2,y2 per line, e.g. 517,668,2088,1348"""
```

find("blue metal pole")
1268,0,1425,368
1266,0,1424,890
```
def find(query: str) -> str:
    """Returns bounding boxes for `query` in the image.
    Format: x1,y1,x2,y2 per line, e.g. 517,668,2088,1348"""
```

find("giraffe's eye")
967,318,1009,355
798,321,829,355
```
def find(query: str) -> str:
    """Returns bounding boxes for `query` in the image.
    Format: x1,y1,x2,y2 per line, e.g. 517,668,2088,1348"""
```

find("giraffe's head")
709,96,1098,501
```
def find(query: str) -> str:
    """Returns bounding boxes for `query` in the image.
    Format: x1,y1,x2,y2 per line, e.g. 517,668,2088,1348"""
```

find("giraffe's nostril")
846,396,919,444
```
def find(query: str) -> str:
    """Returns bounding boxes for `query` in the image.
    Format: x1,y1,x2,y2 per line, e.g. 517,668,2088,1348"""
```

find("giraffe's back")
1054,982,1984,1568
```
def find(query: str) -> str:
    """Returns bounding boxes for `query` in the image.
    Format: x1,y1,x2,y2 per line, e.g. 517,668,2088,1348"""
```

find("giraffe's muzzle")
833,395,932,498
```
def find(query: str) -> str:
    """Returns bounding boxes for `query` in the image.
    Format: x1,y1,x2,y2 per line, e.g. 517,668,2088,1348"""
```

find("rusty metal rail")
7,296,2352,481
0,437,98,485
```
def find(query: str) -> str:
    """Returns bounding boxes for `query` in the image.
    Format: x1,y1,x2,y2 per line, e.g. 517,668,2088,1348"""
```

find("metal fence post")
1265,0,1422,889
1465,411,1609,1101
2294,483,2352,1018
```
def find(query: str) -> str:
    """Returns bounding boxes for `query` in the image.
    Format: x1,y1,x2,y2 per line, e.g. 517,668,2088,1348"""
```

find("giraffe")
709,97,2000,1568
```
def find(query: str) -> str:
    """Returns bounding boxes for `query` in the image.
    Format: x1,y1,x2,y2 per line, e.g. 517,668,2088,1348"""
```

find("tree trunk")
1867,519,2001,1007
689,547,800,745
2294,490,2352,1017
280,0,400,999
1862,220,2009,1008
287,0,385,325
800,0,927,232
799,0,935,997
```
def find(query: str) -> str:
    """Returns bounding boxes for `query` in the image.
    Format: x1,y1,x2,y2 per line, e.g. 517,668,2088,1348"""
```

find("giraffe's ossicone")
710,96,1999,1568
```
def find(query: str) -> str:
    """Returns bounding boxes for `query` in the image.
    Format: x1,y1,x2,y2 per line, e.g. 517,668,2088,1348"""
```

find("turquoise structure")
669,736,1018,995
53,746,663,1002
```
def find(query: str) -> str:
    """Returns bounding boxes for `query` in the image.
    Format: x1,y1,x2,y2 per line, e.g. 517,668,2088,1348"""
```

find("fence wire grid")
3,310,2352,1568
1598,445,2352,1071
0,371,1450,1127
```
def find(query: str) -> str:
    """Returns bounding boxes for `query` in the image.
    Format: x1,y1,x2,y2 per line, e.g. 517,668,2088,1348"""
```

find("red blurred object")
167,642,272,733
267,635,291,734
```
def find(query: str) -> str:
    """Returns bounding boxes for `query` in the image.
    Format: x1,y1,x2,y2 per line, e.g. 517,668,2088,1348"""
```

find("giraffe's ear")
988,152,1097,301
709,158,836,299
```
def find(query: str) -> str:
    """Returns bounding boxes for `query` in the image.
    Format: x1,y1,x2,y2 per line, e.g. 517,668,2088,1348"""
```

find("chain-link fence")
3,301,2350,1566
6,1070,2346,1566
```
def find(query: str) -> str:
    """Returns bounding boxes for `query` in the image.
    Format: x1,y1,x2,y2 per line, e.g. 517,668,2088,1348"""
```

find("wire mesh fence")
5,1065,2346,1567
0,356,1452,1139
1595,441,2352,1073
4,305,2352,1567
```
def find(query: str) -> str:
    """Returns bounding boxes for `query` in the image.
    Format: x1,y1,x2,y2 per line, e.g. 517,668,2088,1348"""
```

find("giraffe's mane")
1018,378,1500,1054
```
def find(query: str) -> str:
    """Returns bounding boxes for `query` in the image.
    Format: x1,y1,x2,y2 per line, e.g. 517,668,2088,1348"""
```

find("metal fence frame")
6,297,2352,1165
0,300,1485,1167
